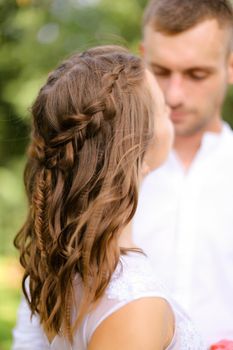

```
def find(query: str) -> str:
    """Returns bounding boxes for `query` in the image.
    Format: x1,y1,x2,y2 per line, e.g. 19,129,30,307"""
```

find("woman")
13,45,203,349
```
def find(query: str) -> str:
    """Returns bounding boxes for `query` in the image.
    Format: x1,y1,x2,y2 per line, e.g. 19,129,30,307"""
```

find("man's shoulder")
222,122,233,143
219,123,233,159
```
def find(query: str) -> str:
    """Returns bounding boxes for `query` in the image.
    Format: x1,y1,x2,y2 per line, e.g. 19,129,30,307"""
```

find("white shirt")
133,122,233,347
12,253,204,350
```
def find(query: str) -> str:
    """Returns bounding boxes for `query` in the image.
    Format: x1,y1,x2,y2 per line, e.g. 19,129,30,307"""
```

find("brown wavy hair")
14,45,154,341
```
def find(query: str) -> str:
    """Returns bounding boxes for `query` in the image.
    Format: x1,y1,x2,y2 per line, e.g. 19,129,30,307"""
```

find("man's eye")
153,70,170,77
189,72,208,80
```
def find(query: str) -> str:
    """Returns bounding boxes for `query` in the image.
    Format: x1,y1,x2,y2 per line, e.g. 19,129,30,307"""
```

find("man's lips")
170,111,188,123
170,111,186,122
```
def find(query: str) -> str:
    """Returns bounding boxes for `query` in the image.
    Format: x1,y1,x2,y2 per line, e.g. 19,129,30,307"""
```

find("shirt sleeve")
12,296,50,350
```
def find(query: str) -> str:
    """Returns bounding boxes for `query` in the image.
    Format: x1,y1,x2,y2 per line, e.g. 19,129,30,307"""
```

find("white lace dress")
13,252,205,350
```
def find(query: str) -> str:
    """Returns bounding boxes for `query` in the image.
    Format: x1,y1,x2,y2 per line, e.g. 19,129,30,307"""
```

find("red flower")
210,340,233,350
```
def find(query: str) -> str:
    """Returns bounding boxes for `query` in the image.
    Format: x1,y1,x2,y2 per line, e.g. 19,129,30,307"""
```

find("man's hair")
143,0,233,34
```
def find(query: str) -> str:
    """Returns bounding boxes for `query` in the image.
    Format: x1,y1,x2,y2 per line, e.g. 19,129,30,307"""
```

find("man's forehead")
143,19,230,68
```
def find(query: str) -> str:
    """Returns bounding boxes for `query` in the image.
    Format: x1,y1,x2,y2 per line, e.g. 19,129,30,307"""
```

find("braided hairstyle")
14,45,155,341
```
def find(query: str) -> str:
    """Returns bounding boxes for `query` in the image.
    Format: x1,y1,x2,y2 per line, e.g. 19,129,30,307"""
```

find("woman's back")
53,252,204,349
14,252,204,350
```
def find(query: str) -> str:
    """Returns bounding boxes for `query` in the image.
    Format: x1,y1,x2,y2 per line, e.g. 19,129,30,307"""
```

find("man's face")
143,19,233,137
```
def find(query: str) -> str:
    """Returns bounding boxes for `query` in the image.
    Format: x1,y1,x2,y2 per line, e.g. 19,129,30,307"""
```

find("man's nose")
164,74,184,108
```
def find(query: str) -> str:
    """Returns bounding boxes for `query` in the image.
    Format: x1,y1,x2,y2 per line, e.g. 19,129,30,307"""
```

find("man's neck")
174,120,222,170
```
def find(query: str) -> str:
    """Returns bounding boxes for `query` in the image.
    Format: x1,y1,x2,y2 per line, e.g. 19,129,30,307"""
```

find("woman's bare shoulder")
88,296,174,350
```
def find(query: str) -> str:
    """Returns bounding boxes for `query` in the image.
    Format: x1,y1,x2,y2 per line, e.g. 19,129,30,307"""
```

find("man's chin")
174,124,200,138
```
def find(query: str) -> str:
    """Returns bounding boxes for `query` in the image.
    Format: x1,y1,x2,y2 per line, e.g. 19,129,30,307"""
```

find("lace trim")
176,319,205,350
106,253,167,301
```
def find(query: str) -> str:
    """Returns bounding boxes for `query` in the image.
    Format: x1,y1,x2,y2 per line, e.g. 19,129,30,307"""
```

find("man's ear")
139,42,145,57
228,51,233,84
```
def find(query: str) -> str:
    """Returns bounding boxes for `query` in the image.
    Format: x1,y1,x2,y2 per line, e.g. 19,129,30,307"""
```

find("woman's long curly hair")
14,45,155,341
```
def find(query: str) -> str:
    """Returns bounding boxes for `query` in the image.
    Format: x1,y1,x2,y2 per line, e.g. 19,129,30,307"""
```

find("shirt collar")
168,121,232,171
200,121,232,152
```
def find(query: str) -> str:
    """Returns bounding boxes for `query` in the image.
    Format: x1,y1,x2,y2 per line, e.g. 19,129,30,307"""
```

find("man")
133,0,233,347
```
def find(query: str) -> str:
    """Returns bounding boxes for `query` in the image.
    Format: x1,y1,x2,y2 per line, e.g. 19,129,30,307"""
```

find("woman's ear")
141,161,150,178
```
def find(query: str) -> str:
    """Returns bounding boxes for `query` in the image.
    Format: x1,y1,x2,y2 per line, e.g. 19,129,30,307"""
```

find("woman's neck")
118,221,137,249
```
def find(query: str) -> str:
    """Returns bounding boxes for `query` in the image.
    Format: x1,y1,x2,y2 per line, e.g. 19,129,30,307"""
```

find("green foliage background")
0,0,233,349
